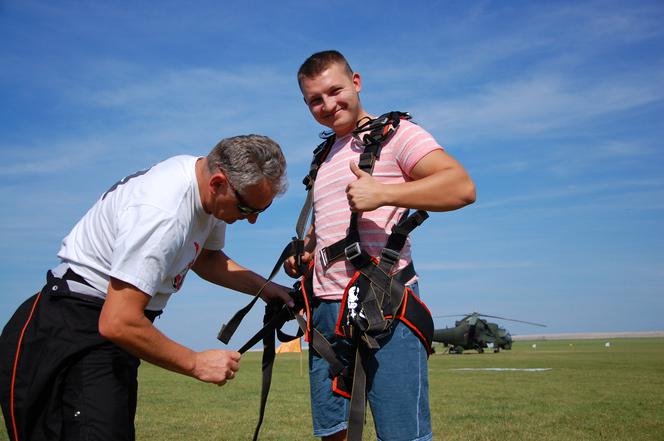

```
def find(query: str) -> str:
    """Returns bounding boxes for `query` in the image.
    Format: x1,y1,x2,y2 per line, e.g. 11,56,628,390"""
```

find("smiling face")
299,62,367,137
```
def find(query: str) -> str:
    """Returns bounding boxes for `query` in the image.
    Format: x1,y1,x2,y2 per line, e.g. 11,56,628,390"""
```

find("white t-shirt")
57,155,226,311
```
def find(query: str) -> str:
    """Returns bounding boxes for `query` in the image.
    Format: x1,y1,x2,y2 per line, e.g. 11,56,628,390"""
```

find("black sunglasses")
226,177,272,215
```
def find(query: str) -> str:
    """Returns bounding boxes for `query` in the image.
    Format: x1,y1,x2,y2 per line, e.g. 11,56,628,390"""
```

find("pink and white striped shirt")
311,119,443,300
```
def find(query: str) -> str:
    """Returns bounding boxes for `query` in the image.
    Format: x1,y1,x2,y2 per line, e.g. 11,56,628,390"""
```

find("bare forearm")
381,168,476,212
193,249,294,305
347,149,476,213
193,249,266,295
102,315,196,375
100,278,241,384
102,318,239,385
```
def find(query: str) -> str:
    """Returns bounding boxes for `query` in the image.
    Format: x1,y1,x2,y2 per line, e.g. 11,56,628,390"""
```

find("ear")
209,171,228,195
352,72,362,93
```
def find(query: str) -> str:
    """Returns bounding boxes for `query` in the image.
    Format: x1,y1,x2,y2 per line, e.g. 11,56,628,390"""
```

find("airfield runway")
512,331,664,340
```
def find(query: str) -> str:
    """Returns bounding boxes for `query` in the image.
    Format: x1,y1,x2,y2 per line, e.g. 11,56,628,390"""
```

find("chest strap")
319,209,428,269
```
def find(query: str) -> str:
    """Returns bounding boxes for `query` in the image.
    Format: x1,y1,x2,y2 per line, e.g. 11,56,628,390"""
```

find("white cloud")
0,139,106,176
419,72,664,142
547,140,656,176
478,178,664,210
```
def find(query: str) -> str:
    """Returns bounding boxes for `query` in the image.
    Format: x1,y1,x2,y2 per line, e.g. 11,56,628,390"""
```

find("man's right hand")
192,349,241,386
283,251,313,278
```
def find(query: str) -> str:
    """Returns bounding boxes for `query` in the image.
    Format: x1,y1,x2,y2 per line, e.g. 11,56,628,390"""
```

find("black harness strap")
347,344,368,441
235,297,343,441
293,135,336,267
340,212,432,441
318,112,412,269
217,239,297,344
251,303,278,441
326,114,436,441
216,135,341,441
217,111,427,441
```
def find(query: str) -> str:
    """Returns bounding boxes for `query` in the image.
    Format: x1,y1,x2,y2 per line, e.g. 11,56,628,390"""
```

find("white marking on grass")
450,368,552,372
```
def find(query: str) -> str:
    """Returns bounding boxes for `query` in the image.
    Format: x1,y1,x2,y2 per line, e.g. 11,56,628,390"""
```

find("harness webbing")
216,134,341,441
217,111,429,441
316,112,428,441
217,239,297,345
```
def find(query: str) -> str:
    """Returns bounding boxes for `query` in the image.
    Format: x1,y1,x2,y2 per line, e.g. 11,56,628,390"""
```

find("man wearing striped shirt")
285,50,476,441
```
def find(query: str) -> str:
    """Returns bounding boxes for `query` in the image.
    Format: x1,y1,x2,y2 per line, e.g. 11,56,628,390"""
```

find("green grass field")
2,338,663,440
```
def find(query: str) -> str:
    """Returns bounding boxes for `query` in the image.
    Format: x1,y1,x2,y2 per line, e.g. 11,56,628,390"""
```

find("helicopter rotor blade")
477,313,547,327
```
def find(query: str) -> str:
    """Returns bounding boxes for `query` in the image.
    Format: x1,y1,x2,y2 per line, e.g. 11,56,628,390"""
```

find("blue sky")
1,0,662,351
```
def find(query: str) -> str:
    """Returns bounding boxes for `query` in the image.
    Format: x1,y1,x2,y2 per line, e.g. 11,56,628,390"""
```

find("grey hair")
207,134,287,195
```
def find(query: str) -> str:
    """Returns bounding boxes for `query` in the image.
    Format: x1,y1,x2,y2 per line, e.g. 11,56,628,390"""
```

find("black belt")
144,310,162,322
62,268,93,287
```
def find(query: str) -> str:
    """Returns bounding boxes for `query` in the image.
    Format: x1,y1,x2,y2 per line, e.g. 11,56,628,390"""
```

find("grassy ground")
1,338,663,440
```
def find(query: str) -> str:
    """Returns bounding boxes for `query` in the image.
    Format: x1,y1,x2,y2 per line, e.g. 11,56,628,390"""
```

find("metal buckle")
318,248,330,268
344,242,362,260
380,248,400,263
302,175,314,190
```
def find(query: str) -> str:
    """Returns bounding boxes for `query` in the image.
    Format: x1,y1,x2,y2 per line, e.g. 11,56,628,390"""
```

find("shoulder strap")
318,111,414,269
303,134,336,191
288,133,336,271
354,111,410,173
299,111,410,251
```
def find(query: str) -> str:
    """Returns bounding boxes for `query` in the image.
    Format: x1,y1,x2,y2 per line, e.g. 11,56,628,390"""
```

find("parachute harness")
218,111,434,441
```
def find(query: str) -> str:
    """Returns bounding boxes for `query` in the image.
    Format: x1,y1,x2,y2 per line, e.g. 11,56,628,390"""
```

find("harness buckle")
318,247,330,268
380,248,400,265
302,174,314,190
344,242,362,261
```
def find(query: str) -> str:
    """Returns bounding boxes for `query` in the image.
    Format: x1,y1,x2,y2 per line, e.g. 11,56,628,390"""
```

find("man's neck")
335,110,374,138
195,157,211,214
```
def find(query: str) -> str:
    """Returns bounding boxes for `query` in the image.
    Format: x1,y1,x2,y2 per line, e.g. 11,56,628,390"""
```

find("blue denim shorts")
308,283,432,441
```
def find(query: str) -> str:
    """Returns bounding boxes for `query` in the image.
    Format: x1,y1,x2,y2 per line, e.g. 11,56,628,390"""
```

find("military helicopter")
432,312,546,354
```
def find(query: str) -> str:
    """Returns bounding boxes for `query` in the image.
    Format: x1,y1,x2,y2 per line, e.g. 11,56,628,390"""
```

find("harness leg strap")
252,305,278,441
294,315,345,377
346,345,368,441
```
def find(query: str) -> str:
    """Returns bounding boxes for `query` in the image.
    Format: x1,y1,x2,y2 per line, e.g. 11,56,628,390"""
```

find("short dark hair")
297,50,353,86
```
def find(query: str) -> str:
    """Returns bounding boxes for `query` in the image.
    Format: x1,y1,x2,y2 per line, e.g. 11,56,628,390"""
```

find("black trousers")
0,271,140,441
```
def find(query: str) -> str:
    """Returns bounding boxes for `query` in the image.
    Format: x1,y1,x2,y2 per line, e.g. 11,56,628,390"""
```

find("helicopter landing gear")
450,346,464,354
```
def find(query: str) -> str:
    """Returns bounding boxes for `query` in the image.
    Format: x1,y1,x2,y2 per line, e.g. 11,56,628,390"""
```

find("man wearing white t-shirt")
285,51,476,441
0,134,293,440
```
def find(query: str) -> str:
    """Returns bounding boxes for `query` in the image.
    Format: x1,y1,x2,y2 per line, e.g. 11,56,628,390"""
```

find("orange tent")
276,338,302,353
